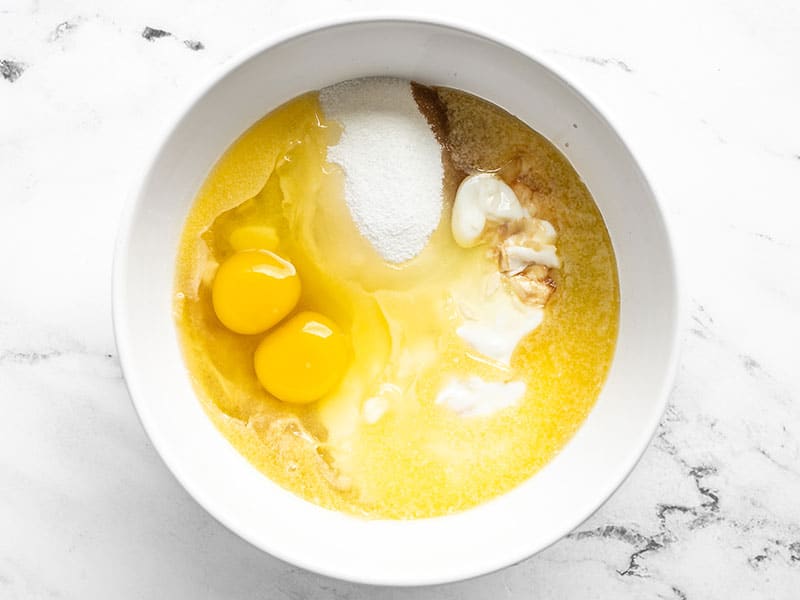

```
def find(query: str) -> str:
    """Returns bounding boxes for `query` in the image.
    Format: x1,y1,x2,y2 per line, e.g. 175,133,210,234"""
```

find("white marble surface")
2,0,799,597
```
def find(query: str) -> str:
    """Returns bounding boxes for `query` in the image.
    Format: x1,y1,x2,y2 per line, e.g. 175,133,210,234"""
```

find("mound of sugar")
319,78,444,263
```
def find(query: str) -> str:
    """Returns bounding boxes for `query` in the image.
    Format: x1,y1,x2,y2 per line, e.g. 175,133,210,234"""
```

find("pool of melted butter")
174,88,619,518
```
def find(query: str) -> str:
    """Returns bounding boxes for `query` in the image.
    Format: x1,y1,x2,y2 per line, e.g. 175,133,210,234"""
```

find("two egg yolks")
210,248,348,404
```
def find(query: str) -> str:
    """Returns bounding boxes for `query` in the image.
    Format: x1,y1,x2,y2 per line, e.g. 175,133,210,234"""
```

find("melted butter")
174,88,619,518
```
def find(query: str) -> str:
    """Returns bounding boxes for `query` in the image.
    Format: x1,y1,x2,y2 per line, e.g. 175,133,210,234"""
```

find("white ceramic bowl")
113,18,680,586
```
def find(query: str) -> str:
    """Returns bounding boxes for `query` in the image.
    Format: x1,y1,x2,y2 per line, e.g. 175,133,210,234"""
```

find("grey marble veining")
1,0,799,597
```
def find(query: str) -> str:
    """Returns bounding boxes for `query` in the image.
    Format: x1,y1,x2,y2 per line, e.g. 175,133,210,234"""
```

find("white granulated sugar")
319,77,444,263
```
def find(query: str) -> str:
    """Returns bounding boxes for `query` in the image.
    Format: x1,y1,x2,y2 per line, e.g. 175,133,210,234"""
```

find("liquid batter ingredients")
174,80,619,519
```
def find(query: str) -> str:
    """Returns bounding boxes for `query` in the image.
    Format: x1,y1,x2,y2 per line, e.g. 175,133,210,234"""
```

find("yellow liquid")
174,89,619,518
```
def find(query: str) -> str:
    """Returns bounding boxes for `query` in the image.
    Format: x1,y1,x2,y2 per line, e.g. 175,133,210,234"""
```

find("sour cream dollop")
436,376,526,417
451,173,526,247
454,276,544,367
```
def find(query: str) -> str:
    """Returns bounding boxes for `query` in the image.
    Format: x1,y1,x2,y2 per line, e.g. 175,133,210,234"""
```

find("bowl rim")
112,14,683,586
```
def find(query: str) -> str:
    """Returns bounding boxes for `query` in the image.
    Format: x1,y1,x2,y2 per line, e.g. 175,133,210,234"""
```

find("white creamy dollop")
451,173,526,247
498,220,560,273
501,243,560,271
436,376,526,417
361,383,401,424
455,278,544,366
362,397,389,424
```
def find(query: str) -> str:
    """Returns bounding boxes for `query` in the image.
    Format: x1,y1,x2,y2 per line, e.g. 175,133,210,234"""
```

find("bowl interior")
114,19,679,586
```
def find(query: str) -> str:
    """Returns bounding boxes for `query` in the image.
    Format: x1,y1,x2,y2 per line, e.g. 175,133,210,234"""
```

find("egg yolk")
211,250,301,334
254,311,349,404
